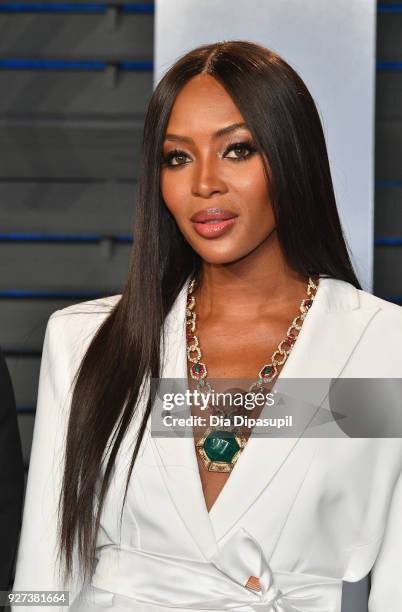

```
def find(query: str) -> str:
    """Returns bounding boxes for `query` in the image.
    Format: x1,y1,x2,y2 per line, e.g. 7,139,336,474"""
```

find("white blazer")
12,276,402,612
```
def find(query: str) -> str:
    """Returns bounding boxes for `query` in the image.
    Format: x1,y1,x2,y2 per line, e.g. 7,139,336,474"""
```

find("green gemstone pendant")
196,428,246,472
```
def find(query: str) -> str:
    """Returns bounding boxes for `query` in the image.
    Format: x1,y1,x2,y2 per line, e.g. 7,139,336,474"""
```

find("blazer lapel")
151,275,381,554
150,279,219,560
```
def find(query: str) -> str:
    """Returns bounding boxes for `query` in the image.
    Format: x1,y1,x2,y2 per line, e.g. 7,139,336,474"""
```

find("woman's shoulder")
356,285,402,316
50,293,122,322
321,278,402,353
318,278,402,375
355,285,402,333
49,293,122,334
357,289,402,316
43,294,122,368
325,277,402,321
350,283,402,355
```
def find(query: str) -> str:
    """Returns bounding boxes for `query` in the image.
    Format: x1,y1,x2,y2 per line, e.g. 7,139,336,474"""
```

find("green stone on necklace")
203,430,241,464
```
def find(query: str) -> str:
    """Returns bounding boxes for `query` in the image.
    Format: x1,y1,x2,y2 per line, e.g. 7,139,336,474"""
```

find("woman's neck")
193,252,309,320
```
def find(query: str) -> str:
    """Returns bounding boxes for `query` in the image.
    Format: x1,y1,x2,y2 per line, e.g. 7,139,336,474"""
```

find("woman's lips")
191,216,238,238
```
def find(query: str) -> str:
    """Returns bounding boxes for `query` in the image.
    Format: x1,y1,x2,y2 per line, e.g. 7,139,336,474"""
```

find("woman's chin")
190,246,250,266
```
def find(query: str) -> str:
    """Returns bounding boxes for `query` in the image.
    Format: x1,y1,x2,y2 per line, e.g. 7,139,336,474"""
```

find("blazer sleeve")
11,313,83,611
368,469,402,611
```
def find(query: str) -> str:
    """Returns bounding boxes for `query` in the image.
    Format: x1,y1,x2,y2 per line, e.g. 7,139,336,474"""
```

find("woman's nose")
191,155,227,198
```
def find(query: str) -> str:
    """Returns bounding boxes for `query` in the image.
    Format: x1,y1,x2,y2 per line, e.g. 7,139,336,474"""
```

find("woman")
12,41,402,612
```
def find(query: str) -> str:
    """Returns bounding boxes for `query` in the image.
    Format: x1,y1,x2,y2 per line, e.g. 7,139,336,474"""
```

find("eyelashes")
161,139,258,168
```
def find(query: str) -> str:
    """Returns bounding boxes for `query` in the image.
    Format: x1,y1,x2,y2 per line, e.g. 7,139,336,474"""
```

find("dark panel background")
375,5,402,298
0,1,153,501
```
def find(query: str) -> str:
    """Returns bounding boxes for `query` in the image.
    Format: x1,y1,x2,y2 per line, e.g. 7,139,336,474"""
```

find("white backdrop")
154,0,376,291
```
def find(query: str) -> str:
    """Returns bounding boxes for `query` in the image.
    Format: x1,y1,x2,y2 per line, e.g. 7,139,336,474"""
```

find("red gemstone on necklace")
258,364,277,382
191,362,206,380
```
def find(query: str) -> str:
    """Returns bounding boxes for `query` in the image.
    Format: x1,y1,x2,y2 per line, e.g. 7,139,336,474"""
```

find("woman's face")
160,74,276,265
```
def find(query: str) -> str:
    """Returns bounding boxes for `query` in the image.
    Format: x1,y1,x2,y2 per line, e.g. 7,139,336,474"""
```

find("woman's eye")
162,150,190,167
224,141,257,161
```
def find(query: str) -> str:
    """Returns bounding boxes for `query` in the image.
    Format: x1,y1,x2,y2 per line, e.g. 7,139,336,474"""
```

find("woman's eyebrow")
164,122,248,144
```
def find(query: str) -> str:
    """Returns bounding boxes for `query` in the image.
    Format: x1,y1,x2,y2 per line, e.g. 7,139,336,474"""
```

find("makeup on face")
161,125,259,240
189,207,239,239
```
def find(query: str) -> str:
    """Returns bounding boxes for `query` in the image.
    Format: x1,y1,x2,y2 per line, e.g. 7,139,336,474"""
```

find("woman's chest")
187,316,294,381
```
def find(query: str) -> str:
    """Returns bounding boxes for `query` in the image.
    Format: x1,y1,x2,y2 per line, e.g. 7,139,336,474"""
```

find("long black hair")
57,39,361,584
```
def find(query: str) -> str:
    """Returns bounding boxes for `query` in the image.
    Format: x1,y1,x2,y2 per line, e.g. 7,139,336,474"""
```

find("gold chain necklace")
186,276,320,473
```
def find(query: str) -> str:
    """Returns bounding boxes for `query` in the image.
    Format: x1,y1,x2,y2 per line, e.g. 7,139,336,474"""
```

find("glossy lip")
191,216,238,239
190,207,238,223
